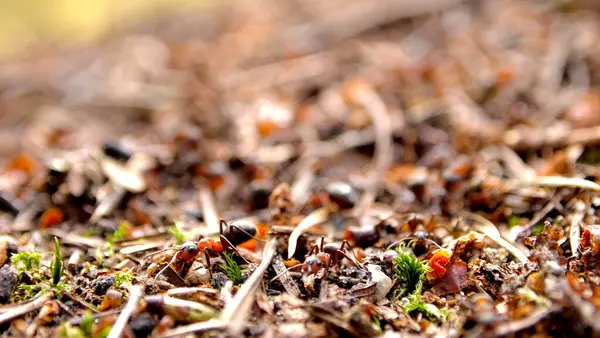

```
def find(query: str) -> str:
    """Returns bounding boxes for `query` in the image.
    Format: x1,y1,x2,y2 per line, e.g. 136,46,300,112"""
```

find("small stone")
278,323,308,338
115,259,136,271
102,141,132,162
130,313,156,338
100,289,122,310
0,236,17,267
210,272,230,289
0,265,17,304
185,261,211,285
91,275,115,295
367,264,392,302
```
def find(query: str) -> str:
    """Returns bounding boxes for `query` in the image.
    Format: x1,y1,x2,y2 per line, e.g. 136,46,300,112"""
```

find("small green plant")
16,284,47,299
107,221,129,243
96,246,107,265
114,271,134,288
80,310,94,337
59,322,86,338
372,314,382,335
220,252,243,284
403,294,445,323
98,326,112,338
10,250,42,272
393,246,428,297
11,238,70,302
507,215,522,228
103,221,131,258
168,223,193,245
50,237,64,286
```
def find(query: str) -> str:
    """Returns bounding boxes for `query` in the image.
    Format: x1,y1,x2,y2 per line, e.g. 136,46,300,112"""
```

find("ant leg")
320,236,325,253
220,219,228,236
306,244,320,257
334,250,365,270
336,240,366,270
219,235,251,264
203,250,213,280
230,225,266,243
340,240,362,264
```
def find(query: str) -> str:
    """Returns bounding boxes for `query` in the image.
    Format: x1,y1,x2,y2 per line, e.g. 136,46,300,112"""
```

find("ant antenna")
154,254,179,280
268,263,303,284
143,247,178,260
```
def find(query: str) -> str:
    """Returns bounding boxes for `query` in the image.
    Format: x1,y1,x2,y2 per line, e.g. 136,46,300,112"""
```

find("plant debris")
1,0,600,337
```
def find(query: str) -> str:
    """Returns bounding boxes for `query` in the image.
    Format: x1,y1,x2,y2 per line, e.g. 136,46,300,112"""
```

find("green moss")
402,294,445,323
220,252,243,284
80,310,94,337
10,250,42,272
114,271,134,288
393,246,428,297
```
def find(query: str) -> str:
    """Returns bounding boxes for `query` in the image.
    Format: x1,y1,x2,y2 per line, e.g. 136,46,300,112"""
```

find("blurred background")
1,0,600,166
0,0,212,59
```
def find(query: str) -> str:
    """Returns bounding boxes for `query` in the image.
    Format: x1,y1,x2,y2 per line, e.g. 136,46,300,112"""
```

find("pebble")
367,264,392,302
210,272,230,289
91,274,115,295
278,323,308,338
0,265,17,304
185,261,211,285
0,236,17,267
130,313,156,338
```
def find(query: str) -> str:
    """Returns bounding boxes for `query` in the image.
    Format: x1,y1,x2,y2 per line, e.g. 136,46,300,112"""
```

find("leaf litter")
1,0,600,337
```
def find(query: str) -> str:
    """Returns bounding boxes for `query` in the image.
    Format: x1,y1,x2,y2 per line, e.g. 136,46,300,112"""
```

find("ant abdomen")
323,242,343,255
221,220,258,246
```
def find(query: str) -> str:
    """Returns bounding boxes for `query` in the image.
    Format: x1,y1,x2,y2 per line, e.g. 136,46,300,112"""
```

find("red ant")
147,219,263,280
271,237,366,283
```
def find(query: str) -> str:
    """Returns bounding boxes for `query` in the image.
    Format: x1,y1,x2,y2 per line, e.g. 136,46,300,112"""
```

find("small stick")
199,186,220,234
60,290,99,313
290,126,320,206
55,299,77,317
160,320,225,338
569,201,585,256
349,83,393,218
90,186,127,224
222,239,277,337
513,200,557,240
107,285,145,338
0,294,52,325
69,309,121,326
271,255,301,297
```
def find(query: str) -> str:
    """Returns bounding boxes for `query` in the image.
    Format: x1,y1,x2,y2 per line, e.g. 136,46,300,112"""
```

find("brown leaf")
431,260,467,296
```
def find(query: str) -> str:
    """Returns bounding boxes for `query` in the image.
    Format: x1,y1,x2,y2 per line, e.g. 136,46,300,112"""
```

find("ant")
271,237,366,283
147,219,263,280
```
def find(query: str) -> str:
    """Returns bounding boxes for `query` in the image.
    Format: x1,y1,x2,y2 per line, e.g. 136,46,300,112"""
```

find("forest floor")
1,0,600,337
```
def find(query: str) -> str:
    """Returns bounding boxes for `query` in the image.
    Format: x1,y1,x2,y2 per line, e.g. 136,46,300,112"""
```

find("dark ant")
146,219,263,280
270,237,366,283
